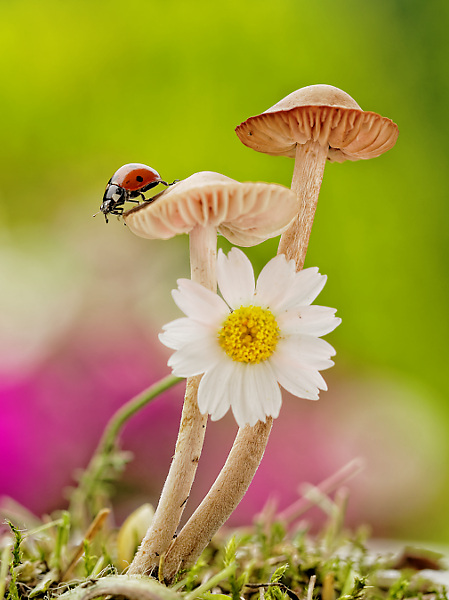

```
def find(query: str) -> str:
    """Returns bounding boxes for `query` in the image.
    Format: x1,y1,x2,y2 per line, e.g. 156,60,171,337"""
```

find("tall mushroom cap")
235,84,398,163
123,171,298,246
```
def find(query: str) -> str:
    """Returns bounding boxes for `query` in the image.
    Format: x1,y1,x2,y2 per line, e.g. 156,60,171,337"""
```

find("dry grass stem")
61,508,110,581
278,458,364,524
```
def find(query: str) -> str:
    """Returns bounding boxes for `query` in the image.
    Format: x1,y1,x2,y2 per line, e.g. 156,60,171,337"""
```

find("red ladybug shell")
110,163,162,192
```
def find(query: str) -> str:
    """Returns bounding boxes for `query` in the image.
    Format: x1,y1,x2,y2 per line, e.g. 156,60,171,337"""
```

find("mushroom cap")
123,171,298,247
235,84,399,163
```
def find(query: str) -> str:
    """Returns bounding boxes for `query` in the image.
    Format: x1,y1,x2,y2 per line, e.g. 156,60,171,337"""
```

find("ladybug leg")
108,207,125,218
140,180,165,194
134,191,151,202
128,190,147,203
108,206,128,226
157,179,178,186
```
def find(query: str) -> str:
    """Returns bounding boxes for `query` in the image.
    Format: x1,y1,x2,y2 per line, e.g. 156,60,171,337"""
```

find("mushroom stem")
277,140,328,269
159,148,328,580
128,224,217,576
161,419,273,583
189,224,218,290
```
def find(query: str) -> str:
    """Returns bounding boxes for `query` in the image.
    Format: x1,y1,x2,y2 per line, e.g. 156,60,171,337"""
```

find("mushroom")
123,171,297,576
123,171,299,287
159,89,399,582
235,84,399,269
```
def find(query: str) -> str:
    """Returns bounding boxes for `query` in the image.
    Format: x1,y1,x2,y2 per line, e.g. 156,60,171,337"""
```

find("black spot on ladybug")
136,175,144,182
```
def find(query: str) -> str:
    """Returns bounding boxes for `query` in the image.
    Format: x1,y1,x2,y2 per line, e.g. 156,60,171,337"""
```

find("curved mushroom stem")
158,144,328,581
277,139,328,270
128,224,217,576
161,419,272,583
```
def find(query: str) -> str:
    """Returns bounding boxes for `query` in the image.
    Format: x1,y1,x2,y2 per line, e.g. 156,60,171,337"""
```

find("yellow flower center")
218,305,280,364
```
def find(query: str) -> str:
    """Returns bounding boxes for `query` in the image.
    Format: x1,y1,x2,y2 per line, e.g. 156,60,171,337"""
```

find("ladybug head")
101,183,126,213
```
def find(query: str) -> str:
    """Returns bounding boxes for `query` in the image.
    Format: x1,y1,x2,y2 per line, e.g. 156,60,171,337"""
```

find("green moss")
1,503,448,600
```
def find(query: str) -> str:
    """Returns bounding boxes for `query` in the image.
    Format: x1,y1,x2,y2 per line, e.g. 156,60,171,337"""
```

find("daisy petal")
229,363,264,428
272,341,329,389
217,248,255,308
276,336,336,371
277,306,341,336
299,368,328,391
270,351,321,400
275,268,327,312
255,254,296,309
173,279,229,324
167,336,222,377
198,361,235,420
250,361,283,420
159,318,211,350
160,246,341,428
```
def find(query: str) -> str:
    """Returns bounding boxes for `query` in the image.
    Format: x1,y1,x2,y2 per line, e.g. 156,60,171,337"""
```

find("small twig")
277,458,364,524
306,575,316,600
158,553,166,584
61,509,110,581
324,487,349,551
246,582,300,600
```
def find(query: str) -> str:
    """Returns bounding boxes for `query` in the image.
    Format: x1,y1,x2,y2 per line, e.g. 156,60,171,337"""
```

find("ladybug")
97,163,175,223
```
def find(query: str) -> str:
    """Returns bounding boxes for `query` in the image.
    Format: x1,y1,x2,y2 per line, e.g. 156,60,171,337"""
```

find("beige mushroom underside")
235,85,398,163
123,172,298,246
236,106,398,163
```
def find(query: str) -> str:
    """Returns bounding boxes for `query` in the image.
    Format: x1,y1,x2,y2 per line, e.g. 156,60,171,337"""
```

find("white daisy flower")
159,248,341,428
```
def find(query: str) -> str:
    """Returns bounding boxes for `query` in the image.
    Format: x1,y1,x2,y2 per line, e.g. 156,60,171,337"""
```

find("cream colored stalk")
162,420,272,582
277,139,327,269
128,225,216,576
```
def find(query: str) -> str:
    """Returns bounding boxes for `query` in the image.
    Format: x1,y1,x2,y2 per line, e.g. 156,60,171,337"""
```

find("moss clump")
1,499,448,600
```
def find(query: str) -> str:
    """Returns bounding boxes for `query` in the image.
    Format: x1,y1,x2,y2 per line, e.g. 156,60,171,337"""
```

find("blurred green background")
1,0,449,543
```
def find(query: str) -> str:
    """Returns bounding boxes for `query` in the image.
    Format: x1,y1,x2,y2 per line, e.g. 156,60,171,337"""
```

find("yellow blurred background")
1,0,449,543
